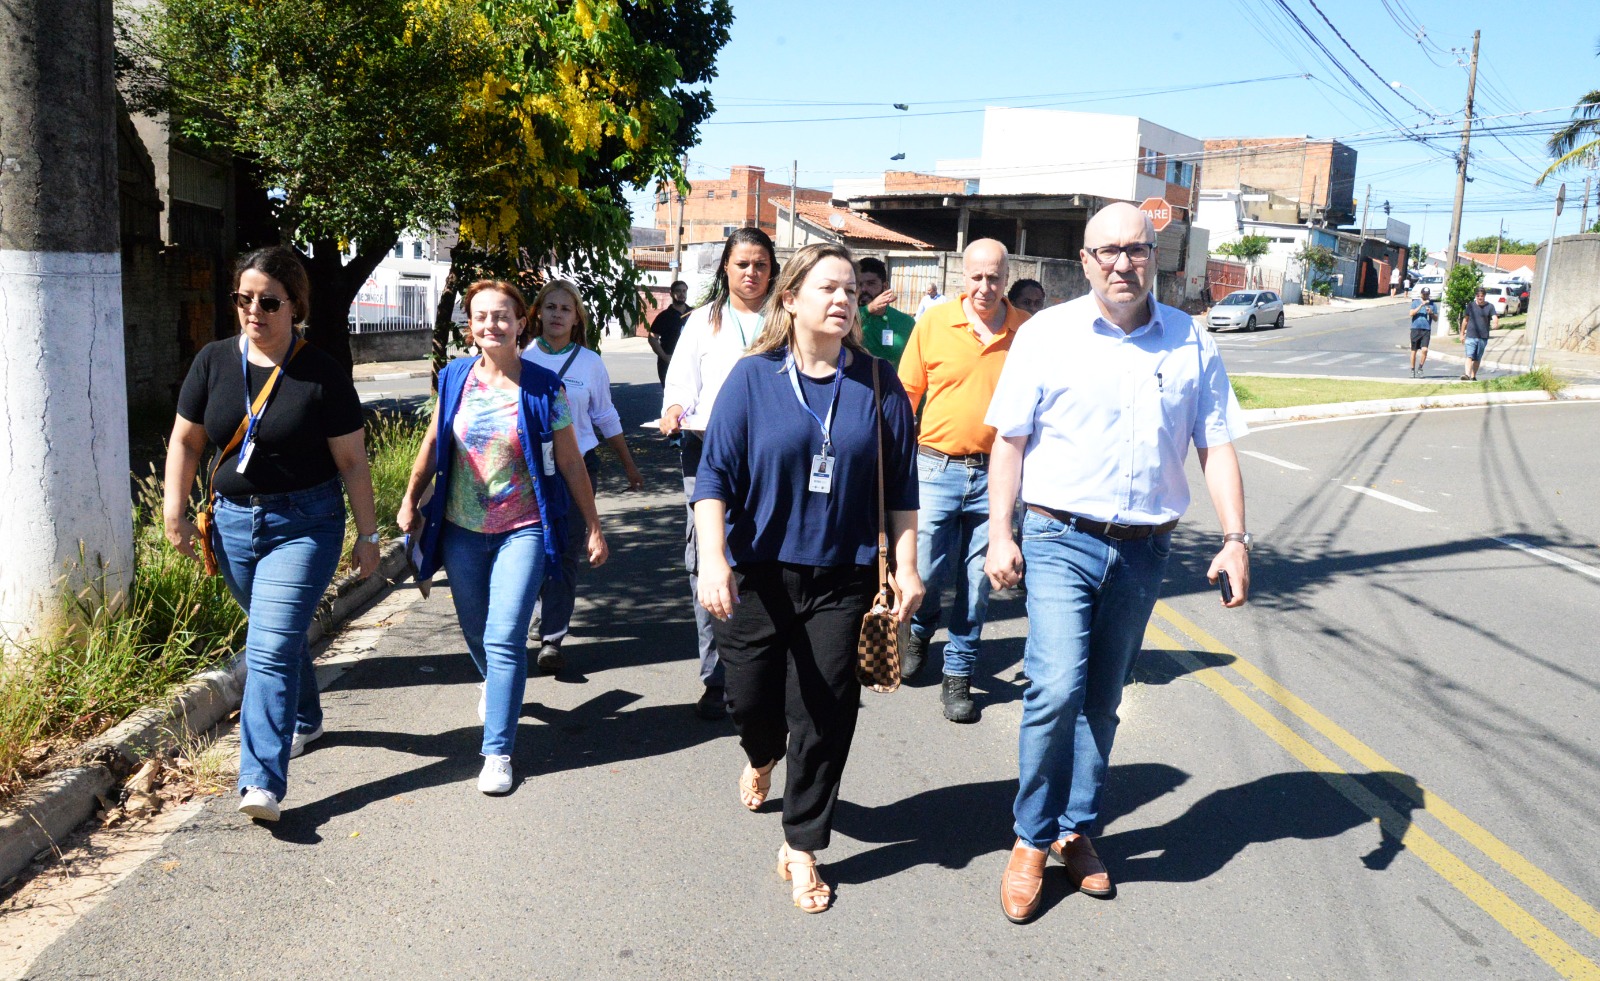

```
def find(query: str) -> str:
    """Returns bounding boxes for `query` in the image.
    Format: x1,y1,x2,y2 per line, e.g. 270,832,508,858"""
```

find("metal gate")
1207,259,1247,302
888,255,941,317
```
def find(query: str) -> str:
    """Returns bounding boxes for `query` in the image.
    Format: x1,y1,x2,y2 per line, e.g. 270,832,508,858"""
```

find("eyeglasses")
230,291,286,314
1084,243,1156,267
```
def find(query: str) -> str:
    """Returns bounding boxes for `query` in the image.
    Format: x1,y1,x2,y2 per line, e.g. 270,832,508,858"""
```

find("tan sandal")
777,844,832,913
739,759,778,812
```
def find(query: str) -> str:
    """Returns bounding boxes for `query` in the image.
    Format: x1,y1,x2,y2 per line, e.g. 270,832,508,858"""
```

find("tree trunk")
298,236,393,377
431,259,465,393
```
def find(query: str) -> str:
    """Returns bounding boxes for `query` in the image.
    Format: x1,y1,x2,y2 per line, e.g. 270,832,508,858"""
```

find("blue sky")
627,0,1600,252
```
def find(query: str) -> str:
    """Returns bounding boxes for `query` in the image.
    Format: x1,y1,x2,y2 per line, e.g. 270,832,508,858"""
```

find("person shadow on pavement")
1098,768,1423,884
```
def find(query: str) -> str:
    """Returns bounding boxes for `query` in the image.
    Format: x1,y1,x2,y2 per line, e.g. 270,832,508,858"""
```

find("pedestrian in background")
659,227,777,720
857,255,916,366
398,280,608,795
1458,286,1497,381
915,280,947,319
648,280,691,385
1008,278,1047,315
163,246,380,823
522,280,643,673
1408,287,1437,378
897,238,1028,722
692,243,922,914
984,203,1249,924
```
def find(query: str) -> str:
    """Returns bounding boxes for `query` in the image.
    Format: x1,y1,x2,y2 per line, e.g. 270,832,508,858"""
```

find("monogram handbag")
856,357,907,693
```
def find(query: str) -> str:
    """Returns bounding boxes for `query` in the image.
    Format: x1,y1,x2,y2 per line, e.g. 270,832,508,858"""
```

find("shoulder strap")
871,356,890,593
205,337,305,498
557,345,582,380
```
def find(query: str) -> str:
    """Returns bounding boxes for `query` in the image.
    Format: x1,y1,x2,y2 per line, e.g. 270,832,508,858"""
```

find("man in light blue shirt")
983,202,1251,924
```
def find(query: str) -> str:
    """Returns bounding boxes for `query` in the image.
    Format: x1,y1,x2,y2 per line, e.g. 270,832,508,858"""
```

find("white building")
349,231,457,329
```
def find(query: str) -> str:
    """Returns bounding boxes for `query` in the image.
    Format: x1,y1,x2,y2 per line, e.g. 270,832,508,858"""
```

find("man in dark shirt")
648,280,690,384
1458,287,1498,381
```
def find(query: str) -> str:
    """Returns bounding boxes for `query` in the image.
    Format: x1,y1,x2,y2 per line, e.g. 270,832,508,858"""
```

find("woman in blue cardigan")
398,280,608,794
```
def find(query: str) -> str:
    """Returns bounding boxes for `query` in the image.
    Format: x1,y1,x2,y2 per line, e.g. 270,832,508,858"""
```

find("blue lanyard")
240,338,287,446
785,347,847,455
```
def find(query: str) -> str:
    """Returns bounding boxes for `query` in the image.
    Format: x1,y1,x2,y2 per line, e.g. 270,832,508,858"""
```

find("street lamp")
1390,81,1451,125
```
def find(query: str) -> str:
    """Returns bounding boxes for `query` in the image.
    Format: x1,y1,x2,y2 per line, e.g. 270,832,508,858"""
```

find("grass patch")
1498,313,1527,331
1232,368,1561,410
0,407,430,801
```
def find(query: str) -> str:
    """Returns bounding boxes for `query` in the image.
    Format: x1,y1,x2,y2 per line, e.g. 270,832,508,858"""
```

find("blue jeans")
441,521,546,756
213,479,346,800
1012,509,1171,848
912,453,991,676
533,450,598,643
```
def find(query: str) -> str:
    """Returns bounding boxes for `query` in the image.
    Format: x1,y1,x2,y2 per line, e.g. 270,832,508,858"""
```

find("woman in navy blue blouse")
691,243,923,913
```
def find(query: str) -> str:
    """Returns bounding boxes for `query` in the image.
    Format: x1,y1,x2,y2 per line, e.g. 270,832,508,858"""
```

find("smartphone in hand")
1217,570,1234,605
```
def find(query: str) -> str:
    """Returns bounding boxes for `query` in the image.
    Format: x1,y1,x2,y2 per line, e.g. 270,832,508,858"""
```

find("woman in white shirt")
522,280,643,672
658,227,777,719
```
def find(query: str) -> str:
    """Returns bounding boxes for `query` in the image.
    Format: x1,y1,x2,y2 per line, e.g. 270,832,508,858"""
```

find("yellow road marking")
1154,601,1600,943
1145,627,1600,979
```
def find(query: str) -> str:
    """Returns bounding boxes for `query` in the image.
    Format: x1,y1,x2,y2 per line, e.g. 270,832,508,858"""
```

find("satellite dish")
828,213,847,230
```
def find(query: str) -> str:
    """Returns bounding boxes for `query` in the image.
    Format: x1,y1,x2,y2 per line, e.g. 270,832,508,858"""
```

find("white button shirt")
984,294,1247,525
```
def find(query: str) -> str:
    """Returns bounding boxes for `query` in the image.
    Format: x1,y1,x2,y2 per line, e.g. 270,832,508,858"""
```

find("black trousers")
715,561,875,851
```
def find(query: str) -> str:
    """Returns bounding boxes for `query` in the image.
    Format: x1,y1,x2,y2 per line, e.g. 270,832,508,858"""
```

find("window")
730,190,738,199
412,242,423,260
707,189,716,199
393,242,404,258
1169,160,1192,188
1142,148,1160,177
722,225,736,236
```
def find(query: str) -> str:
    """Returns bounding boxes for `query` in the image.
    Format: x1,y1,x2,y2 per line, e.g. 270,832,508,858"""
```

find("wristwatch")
357,532,381,545
1222,532,1252,552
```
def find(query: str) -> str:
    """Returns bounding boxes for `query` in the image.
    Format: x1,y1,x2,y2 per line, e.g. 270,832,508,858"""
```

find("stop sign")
1139,196,1173,232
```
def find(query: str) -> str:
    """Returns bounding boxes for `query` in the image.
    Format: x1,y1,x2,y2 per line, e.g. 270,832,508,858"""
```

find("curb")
1239,388,1600,426
352,369,431,383
0,540,409,887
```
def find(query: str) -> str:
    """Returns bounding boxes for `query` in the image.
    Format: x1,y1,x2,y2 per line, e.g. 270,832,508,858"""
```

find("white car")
1408,274,1444,298
1207,290,1285,332
1478,285,1512,317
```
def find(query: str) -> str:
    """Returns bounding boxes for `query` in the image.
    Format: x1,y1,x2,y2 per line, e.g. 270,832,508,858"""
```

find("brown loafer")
1000,839,1048,923
1050,833,1114,898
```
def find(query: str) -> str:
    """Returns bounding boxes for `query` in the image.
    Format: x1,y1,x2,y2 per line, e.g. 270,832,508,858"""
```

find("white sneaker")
478,755,513,794
288,725,324,759
477,684,487,723
238,787,281,821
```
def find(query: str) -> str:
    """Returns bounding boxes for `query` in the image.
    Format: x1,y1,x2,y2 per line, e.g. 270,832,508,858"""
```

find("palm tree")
1540,39,1600,182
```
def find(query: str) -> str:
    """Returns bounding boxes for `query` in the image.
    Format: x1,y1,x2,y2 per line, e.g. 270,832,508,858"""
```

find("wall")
978,108,1140,199
1202,138,1357,225
1530,233,1600,354
351,328,430,364
654,165,830,245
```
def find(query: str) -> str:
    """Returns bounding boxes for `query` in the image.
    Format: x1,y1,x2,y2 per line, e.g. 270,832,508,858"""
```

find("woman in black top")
163,246,379,823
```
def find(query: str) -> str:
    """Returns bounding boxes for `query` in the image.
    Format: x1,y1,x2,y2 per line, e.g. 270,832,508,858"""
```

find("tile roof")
774,199,933,249
1457,251,1536,275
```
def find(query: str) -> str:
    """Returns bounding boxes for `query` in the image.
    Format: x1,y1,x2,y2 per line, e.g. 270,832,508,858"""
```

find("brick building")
1201,137,1357,227
654,165,830,246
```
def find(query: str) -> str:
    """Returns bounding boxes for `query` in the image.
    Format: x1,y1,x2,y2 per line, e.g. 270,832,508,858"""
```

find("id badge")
808,454,834,494
881,329,895,348
541,439,557,476
236,439,256,474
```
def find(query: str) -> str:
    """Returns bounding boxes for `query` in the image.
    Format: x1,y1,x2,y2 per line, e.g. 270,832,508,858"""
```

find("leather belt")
1026,504,1178,541
918,446,988,467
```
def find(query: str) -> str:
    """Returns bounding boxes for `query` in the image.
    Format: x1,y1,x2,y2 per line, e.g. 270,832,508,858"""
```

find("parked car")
1478,285,1512,317
1493,277,1531,314
1408,274,1444,298
1207,290,1285,332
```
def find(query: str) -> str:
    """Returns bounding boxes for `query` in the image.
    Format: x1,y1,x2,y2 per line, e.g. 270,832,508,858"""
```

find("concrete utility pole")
0,0,132,637
1360,184,1371,238
1445,30,1480,270
1528,184,1564,373
1492,219,1504,271
788,161,798,248
671,155,686,276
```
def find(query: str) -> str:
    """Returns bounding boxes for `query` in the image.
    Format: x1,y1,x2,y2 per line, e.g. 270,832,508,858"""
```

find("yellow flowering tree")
121,0,731,370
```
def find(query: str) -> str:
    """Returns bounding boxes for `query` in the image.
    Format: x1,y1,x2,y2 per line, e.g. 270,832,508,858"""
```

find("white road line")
1343,485,1436,512
1241,450,1310,471
1492,537,1600,582
1362,357,1390,365
1321,353,1362,364
1278,353,1323,363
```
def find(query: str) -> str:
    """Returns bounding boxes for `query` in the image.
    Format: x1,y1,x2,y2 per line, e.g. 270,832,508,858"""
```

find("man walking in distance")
858,256,916,367
1408,286,1438,378
984,203,1250,924
898,238,1029,722
1458,286,1497,381
916,281,947,319
647,280,691,385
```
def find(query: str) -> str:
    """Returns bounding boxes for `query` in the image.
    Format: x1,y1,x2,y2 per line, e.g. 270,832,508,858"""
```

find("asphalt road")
1211,299,1513,382
14,348,1600,979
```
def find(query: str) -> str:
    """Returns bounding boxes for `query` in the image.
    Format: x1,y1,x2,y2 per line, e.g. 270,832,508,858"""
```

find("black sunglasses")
230,291,287,314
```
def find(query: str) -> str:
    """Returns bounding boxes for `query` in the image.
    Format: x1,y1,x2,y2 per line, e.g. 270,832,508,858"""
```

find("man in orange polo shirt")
898,238,1031,723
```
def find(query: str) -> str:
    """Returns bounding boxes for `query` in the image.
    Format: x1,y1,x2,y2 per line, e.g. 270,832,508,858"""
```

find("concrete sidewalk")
1283,293,1409,319
1428,324,1600,380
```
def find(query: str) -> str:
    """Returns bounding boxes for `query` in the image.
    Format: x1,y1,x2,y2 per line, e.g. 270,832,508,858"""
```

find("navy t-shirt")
692,348,919,568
